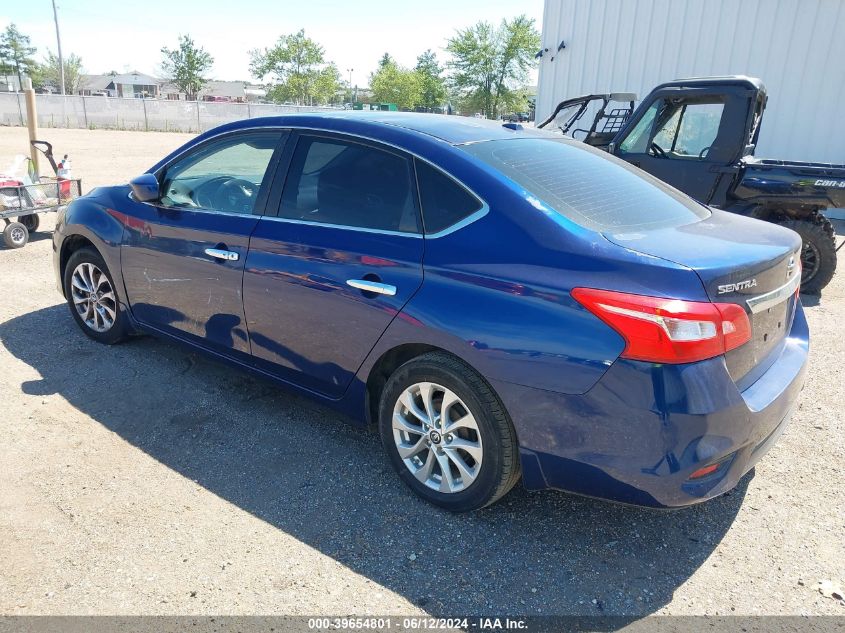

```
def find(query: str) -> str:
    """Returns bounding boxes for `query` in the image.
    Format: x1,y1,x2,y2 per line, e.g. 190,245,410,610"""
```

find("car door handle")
204,247,239,261
346,279,397,296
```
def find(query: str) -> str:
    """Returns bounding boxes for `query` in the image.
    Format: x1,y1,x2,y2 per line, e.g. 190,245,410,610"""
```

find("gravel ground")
0,127,843,618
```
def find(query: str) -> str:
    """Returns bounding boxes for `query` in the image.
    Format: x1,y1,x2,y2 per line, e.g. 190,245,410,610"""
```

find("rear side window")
415,160,483,234
462,138,709,232
279,136,420,233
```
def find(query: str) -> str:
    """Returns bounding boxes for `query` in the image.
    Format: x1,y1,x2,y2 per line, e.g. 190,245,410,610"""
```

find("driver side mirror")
130,173,160,202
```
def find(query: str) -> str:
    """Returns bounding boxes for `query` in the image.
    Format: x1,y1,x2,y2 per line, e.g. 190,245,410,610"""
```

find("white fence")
0,93,338,133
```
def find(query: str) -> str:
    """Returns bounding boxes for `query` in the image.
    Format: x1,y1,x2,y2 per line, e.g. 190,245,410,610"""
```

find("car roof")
657,75,766,93
214,111,554,145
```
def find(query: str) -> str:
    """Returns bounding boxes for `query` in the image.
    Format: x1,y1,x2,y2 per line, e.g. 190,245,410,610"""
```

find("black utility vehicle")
539,76,842,292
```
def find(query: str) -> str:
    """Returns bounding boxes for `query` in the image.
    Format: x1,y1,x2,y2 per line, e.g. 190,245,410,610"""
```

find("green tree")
414,49,446,112
0,24,37,88
498,86,532,116
161,35,214,100
0,57,14,87
446,15,540,118
251,29,340,105
313,63,343,105
370,60,421,110
378,52,394,69
33,51,84,93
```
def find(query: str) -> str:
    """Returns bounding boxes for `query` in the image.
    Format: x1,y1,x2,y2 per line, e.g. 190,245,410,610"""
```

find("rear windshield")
461,138,710,232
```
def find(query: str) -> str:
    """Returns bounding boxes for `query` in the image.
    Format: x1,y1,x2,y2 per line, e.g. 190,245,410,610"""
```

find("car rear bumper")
494,302,810,508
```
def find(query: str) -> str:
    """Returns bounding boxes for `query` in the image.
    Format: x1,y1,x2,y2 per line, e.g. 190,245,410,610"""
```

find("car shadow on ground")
1,304,750,617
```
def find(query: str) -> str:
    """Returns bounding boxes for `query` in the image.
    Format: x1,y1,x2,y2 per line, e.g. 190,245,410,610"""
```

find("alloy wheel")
70,262,117,333
392,381,483,493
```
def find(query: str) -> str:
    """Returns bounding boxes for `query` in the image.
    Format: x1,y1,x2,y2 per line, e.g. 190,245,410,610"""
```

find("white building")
536,0,845,164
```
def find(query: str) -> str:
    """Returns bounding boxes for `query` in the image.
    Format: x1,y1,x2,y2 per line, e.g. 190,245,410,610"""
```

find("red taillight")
571,288,752,364
714,302,751,353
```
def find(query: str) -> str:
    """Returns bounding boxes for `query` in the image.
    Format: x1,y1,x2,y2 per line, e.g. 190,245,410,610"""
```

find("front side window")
671,102,724,158
652,107,683,151
279,136,420,233
160,131,282,214
462,138,709,232
415,160,483,234
618,101,658,154
619,99,725,160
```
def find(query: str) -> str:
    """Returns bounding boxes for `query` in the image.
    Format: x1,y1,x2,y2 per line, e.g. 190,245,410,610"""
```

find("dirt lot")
0,126,843,617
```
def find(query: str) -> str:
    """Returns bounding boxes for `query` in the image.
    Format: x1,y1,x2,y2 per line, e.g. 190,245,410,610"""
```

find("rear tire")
63,247,129,345
18,214,40,233
779,219,837,294
378,352,520,512
3,221,29,249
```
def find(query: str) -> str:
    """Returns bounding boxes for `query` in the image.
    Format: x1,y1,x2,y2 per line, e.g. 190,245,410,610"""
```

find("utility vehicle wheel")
3,221,29,249
379,352,520,512
63,247,129,345
18,214,40,233
779,219,837,294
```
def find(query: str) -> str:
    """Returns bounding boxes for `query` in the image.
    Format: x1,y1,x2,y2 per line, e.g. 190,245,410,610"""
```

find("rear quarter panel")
357,174,707,396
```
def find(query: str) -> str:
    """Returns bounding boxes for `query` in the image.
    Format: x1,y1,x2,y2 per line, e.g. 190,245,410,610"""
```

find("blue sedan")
53,112,808,511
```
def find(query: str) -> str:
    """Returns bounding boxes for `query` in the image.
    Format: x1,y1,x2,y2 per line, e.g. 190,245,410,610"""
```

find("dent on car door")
120,130,286,356
243,133,424,397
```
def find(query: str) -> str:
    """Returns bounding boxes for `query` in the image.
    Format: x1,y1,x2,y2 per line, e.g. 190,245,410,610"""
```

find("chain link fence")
0,93,338,133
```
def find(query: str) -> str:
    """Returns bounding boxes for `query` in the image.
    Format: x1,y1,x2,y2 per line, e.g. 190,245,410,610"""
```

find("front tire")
63,247,129,345
379,352,520,511
779,219,837,294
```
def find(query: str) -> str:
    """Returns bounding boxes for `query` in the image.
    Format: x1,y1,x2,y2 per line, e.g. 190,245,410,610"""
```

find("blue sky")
1,0,544,85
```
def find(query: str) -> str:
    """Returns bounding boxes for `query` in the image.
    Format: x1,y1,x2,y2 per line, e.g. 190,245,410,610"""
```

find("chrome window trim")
423,204,490,239
149,123,491,237
127,191,263,219
411,156,487,237
258,215,423,239
745,270,802,314
151,127,286,178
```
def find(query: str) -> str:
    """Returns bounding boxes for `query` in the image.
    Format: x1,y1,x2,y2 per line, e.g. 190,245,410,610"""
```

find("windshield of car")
462,137,710,232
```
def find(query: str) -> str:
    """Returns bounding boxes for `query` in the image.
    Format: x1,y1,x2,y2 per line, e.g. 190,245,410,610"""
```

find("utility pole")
346,68,353,102
23,78,39,174
52,0,66,95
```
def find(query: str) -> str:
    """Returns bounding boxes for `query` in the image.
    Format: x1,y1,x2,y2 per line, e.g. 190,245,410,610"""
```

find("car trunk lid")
604,210,802,385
